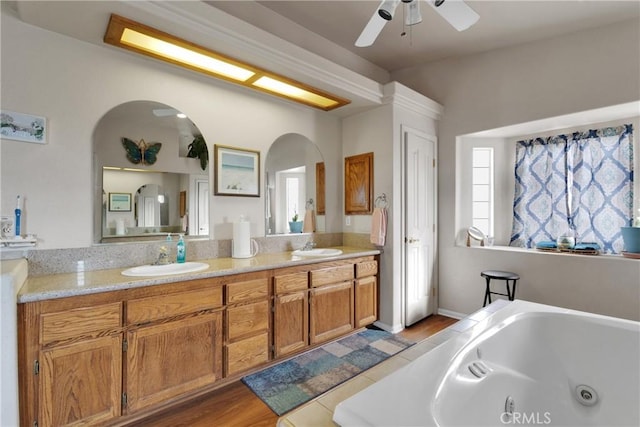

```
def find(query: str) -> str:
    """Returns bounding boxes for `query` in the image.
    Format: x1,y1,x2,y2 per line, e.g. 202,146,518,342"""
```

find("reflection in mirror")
94,101,209,243
265,134,325,235
135,184,169,227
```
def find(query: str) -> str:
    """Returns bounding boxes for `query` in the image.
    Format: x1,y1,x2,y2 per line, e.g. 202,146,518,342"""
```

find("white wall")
0,9,342,249
342,105,394,328
392,19,640,320
342,84,441,332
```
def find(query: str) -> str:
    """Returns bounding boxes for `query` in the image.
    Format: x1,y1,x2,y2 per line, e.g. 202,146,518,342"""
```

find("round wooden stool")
480,270,520,307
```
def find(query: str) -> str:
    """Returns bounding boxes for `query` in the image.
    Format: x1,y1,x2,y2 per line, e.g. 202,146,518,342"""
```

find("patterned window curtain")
510,124,633,253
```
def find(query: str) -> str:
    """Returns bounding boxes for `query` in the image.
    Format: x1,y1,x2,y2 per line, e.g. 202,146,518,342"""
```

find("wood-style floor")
134,314,457,427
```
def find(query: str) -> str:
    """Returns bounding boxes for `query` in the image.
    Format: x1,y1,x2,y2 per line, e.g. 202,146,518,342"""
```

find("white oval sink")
122,262,209,277
291,248,343,257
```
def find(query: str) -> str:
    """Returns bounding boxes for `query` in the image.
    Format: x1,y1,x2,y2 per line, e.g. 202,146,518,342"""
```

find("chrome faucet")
155,246,170,265
302,240,316,251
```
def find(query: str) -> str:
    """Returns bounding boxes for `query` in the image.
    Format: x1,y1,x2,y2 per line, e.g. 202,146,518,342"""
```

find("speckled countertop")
17,247,379,303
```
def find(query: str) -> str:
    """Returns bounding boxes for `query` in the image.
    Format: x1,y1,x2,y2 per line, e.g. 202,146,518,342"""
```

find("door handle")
405,237,420,243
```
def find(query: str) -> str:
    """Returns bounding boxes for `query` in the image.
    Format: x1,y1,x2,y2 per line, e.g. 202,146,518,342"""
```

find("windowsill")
460,244,634,260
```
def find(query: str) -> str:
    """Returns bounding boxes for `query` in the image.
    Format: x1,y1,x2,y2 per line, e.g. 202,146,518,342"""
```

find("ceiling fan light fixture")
427,0,479,31
378,0,400,21
405,1,423,26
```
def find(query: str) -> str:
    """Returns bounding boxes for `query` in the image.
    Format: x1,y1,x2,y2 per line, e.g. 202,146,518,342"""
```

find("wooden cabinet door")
125,311,223,413
355,276,377,328
273,290,309,357
309,281,354,345
39,335,122,427
345,152,373,214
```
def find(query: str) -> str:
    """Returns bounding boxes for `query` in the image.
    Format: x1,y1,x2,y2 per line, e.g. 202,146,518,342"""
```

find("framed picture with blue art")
0,110,47,144
109,193,131,212
214,144,260,197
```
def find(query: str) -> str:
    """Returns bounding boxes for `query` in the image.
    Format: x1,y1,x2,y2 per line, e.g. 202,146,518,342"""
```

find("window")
285,176,300,225
510,124,634,254
472,148,494,237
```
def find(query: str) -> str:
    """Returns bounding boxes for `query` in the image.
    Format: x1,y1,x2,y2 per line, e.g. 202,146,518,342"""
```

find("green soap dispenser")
176,234,186,263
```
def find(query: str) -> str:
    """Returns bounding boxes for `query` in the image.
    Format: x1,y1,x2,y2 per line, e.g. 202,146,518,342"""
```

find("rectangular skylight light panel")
252,77,339,109
120,29,255,82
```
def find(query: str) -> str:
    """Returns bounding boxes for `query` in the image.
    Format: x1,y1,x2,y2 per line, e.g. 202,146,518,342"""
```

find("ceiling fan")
356,0,479,47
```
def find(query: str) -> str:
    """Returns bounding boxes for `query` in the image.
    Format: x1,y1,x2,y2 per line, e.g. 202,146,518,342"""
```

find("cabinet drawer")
127,287,222,325
310,264,354,287
227,300,269,342
356,260,377,278
274,271,308,294
226,277,269,304
225,332,269,376
40,302,122,345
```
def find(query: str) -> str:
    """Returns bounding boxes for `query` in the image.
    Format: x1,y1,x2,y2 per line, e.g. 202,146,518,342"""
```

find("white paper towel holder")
232,239,259,259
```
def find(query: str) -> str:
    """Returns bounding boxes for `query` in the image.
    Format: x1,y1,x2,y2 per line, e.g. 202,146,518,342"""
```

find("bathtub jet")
333,300,640,426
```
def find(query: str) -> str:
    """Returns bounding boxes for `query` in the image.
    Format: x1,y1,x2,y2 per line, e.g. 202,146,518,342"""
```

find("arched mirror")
94,101,209,243
265,134,325,235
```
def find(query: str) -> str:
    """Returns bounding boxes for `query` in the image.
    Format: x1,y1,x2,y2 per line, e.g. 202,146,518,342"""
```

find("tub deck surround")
17,247,378,303
0,259,28,427
278,300,640,426
326,300,639,427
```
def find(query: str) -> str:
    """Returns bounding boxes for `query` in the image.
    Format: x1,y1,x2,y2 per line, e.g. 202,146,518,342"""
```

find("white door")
143,197,156,227
196,180,209,235
404,129,436,326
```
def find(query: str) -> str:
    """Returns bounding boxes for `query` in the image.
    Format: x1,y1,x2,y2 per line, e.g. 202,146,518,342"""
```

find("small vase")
621,226,640,253
289,221,303,233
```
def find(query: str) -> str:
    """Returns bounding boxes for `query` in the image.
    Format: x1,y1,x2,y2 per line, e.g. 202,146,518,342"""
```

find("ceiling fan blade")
426,0,479,32
355,0,400,47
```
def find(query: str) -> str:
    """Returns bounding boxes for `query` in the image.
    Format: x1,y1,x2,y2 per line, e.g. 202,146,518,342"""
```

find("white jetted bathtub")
334,300,640,426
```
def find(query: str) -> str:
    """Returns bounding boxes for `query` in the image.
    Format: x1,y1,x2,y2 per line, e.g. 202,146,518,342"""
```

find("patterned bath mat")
241,328,414,415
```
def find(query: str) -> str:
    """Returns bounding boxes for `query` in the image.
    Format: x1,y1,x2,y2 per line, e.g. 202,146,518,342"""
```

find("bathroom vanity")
16,248,378,426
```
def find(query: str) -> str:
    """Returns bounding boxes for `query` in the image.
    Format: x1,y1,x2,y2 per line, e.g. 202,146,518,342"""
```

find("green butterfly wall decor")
121,137,162,165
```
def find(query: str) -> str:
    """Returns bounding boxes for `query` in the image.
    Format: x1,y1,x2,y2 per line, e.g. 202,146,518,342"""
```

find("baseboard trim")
373,320,404,334
437,308,467,320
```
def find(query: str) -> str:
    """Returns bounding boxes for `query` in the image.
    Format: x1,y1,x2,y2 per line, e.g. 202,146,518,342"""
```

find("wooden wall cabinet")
316,162,326,215
345,152,374,214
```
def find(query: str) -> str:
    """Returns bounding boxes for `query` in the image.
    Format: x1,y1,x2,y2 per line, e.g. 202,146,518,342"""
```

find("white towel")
302,209,316,233
370,207,387,246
